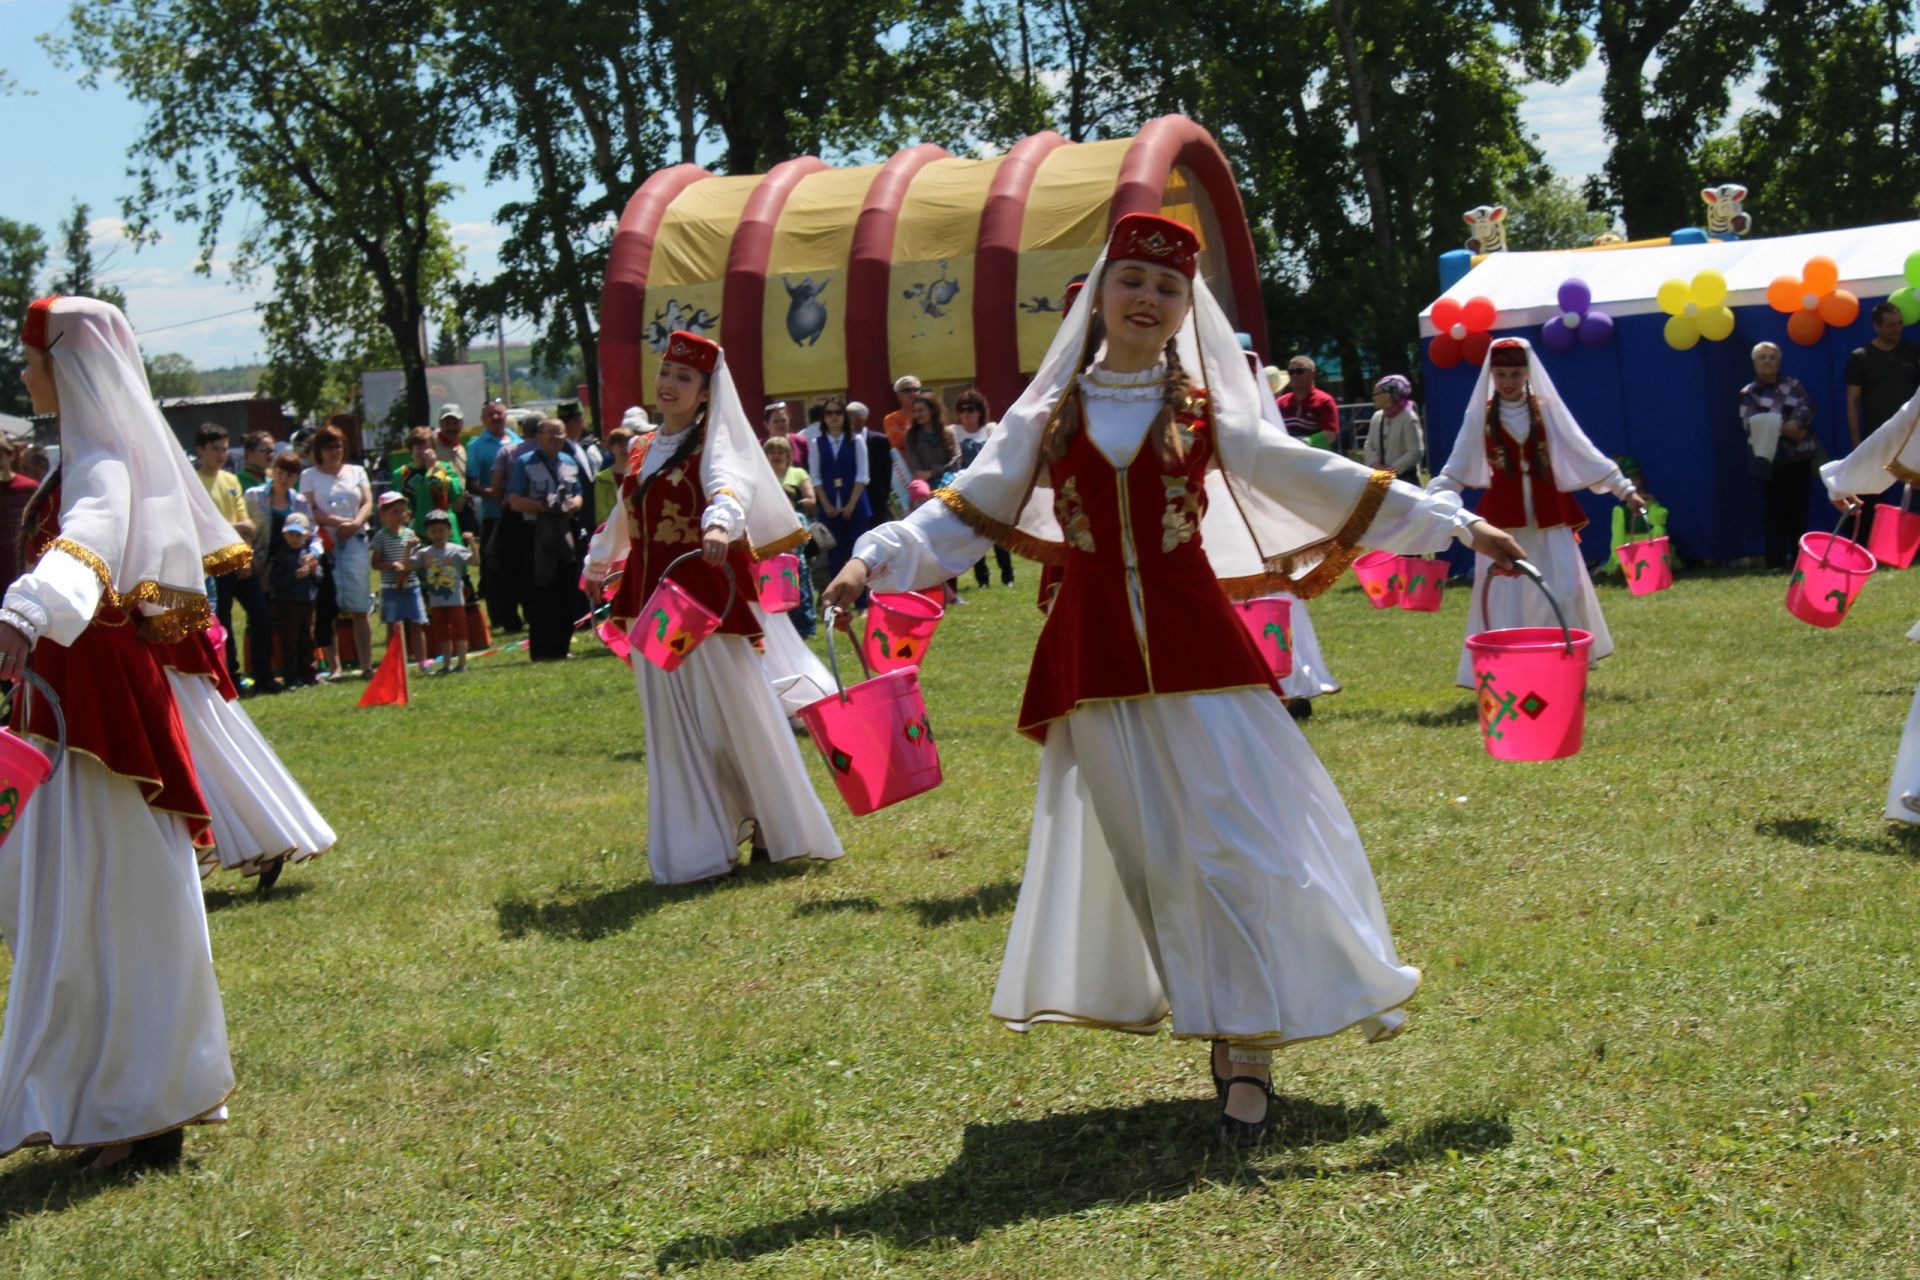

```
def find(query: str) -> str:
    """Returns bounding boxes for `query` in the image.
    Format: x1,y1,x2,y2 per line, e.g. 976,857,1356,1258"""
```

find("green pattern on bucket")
829,748,853,774
1475,668,1519,741
1264,622,1289,653
0,785,16,835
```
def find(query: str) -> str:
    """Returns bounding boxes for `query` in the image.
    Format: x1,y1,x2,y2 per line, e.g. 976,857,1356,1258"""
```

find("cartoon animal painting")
783,276,832,347
1020,295,1061,314
1701,184,1751,238
902,262,962,319
1462,205,1509,254
643,299,719,352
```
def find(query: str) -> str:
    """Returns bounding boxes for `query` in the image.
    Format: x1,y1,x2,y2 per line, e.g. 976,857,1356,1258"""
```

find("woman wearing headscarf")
1428,337,1642,688
825,215,1524,1146
0,295,242,1172
584,331,843,885
1364,374,1424,485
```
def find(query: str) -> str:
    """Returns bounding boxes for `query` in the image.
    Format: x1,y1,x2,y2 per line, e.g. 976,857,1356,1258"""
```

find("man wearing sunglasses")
1278,355,1340,448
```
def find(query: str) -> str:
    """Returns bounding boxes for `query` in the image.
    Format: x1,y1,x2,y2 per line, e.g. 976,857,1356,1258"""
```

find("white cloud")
1518,59,1609,182
85,215,155,247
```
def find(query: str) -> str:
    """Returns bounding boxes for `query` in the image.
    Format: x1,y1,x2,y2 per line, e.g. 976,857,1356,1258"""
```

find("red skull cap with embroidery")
1487,339,1529,368
21,295,62,352
663,329,720,375
1106,213,1199,279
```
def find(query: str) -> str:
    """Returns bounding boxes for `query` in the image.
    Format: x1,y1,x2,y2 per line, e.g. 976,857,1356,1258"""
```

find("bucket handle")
1509,559,1576,656
820,605,874,702
1627,507,1658,541
1822,506,1865,571
657,548,737,619
0,668,67,781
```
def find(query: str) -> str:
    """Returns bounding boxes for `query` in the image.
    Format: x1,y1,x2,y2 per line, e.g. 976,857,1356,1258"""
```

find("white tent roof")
1420,220,1920,336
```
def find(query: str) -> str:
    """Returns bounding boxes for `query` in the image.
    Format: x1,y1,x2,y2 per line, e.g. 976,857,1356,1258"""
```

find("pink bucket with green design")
1352,550,1403,608
1233,598,1292,678
754,553,804,614
0,671,65,846
1465,564,1591,761
801,614,943,815
1786,521,1875,630
1397,557,1447,612
629,552,735,672
863,591,944,673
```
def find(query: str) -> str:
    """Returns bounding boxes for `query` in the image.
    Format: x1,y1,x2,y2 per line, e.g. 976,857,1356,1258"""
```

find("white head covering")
35,296,247,639
1437,336,1617,492
620,405,649,432
928,242,1397,596
699,346,808,559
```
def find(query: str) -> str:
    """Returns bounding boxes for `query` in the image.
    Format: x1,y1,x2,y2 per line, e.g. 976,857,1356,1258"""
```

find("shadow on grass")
611,749,646,764
654,1100,1509,1269
1754,816,1920,858
1391,701,1479,729
203,878,314,914
0,1147,161,1226
497,861,812,941
793,896,882,918
905,879,1021,927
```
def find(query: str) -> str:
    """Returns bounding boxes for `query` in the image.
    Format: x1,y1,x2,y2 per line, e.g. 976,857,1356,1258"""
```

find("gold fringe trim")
1887,459,1920,488
1251,468,1395,601
751,526,810,560
1218,571,1301,601
931,486,1066,566
203,542,253,577
43,538,216,643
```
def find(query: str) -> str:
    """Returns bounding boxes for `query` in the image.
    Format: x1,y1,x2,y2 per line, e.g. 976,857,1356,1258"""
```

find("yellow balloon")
1697,304,1735,342
1657,279,1691,315
1690,269,1729,308
1664,314,1701,350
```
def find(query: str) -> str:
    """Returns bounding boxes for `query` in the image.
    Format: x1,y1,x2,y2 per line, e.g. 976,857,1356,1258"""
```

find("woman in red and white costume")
155,622,336,892
1429,337,1643,688
0,295,241,1171
585,331,843,884
826,215,1525,1145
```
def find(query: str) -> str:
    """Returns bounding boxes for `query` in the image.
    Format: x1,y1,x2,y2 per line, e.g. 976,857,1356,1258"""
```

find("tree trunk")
1327,0,1392,255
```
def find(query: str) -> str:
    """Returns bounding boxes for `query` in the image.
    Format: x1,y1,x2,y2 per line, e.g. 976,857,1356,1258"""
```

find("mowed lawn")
2,557,1919,1278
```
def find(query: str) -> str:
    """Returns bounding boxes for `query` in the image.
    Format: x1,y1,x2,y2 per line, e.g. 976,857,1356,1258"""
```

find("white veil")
37,296,248,638
1436,336,1618,492
931,246,1402,597
705,346,809,560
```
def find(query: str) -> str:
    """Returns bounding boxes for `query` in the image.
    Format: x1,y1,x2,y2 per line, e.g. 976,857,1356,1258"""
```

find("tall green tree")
56,0,477,426
1697,0,1920,234
48,202,127,315
0,217,49,417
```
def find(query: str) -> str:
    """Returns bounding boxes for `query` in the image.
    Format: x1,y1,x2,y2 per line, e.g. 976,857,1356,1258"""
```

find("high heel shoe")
1217,1075,1274,1149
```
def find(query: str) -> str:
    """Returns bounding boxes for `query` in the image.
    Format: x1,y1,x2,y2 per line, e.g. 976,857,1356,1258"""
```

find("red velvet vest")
15,492,211,840
606,434,759,639
1018,391,1278,738
1471,403,1588,531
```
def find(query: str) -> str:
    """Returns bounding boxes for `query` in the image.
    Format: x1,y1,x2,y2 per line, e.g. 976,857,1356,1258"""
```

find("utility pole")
497,315,511,408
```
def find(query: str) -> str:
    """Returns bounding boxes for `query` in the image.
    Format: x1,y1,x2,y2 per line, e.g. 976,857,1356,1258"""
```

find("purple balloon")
1578,310,1615,347
1557,278,1592,316
1540,315,1579,354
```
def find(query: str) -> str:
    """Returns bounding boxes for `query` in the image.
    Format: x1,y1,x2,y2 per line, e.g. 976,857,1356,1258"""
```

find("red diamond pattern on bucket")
1518,692,1548,720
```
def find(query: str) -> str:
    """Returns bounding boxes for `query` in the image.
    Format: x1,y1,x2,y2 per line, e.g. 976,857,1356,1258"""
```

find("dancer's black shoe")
1217,1075,1274,1149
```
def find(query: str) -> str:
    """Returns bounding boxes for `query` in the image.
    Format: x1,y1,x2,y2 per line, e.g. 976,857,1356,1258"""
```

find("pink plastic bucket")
1786,530,1875,629
1868,498,1920,570
1233,598,1292,678
801,617,943,815
864,591,945,673
1353,550,1403,608
1398,558,1447,612
754,553,804,614
0,671,65,845
596,619,633,668
1617,537,1673,595
1464,565,1592,760
629,552,736,671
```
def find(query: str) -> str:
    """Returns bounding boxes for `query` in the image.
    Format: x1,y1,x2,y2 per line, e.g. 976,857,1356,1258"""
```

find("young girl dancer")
826,216,1524,1145
1429,337,1644,688
0,295,239,1171
585,331,843,884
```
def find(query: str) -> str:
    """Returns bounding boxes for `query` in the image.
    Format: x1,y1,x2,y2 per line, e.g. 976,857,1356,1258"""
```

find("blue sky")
5,3,1624,369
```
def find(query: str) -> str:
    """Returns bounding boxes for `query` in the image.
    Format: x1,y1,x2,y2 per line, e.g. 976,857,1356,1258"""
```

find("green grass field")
2,560,1919,1278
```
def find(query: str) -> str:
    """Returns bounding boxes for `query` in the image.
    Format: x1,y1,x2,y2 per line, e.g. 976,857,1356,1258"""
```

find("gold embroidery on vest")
1161,475,1201,552
1055,476,1096,552
653,498,698,545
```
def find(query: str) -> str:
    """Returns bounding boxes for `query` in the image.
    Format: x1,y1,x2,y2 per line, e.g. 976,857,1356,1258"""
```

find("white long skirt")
1456,523,1613,687
752,605,836,716
167,672,337,878
636,632,844,884
990,689,1419,1048
1886,634,1920,824
1276,592,1340,699
0,755,233,1155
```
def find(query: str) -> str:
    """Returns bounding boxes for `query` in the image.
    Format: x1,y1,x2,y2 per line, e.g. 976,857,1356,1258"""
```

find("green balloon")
1907,251,1920,288
1895,287,1920,326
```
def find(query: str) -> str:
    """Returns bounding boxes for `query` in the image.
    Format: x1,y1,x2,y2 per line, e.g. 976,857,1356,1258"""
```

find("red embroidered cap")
1106,213,1199,278
663,329,720,375
1487,339,1529,368
21,295,62,352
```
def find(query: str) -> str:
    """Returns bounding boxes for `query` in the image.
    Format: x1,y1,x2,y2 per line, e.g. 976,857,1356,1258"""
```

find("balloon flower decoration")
1657,270,1735,350
1539,278,1614,354
1429,295,1499,367
1888,252,1920,326
1766,256,1859,345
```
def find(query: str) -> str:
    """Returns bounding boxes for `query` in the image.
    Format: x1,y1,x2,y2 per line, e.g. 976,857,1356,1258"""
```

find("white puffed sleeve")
584,487,631,579
852,502,995,595
2,547,107,649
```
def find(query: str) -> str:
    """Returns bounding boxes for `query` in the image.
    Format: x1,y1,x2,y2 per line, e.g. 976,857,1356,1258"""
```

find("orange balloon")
1461,295,1498,332
1786,309,1826,346
1804,256,1840,295
1767,276,1803,314
1818,289,1860,328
